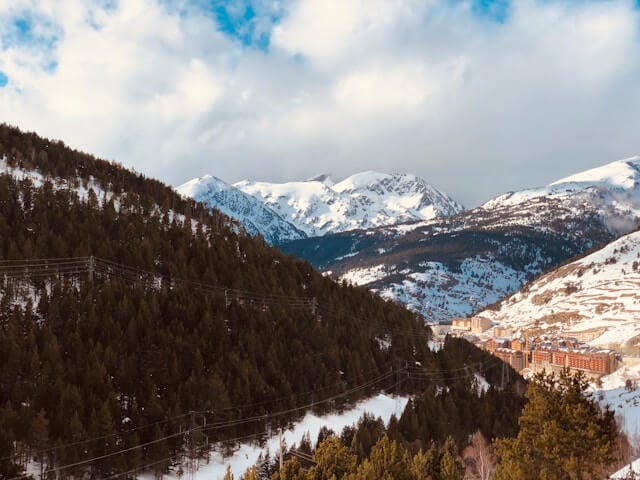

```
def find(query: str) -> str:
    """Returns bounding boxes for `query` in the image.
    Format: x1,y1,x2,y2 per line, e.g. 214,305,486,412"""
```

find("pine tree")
410,445,439,480
0,405,22,479
494,370,618,480
30,409,50,476
224,465,235,480
309,436,357,480
272,458,307,480
241,465,259,480
439,436,464,480
351,435,412,480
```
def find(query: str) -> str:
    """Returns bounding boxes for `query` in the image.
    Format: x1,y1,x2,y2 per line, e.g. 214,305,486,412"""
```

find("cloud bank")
0,0,639,205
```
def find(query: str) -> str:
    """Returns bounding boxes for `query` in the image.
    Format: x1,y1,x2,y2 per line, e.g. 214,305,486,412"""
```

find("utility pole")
88,255,95,282
501,362,508,390
278,428,284,471
187,410,196,480
203,415,209,453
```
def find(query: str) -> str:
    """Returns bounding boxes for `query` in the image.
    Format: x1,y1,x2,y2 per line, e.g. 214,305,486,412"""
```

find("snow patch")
155,393,409,480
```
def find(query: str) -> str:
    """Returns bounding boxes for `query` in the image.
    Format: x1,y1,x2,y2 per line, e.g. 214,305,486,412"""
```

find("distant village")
431,316,623,378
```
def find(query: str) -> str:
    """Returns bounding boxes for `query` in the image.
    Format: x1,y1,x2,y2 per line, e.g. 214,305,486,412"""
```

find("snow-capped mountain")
234,171,463,238
475,229,640,349
476,155,640,235
281,156,640,322
176,175,305,244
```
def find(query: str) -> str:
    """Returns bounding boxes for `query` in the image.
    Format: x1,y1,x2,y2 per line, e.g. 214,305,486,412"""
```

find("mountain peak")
176,176,306,245
306,173,335,186
479,154,640,235
175,174,228,198
550,155,640,190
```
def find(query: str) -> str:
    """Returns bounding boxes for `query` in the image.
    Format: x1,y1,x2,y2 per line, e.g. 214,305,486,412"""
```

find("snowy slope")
234,171,463,238
475,230,640,348
176,175,305,244
284,156,640,322
593,363,640,478
612,459,640,479
155,393,408,480
594,362,640,442
340,256,534,321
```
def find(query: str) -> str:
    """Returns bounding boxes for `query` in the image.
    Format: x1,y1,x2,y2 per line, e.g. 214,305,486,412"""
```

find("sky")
0,0,639,206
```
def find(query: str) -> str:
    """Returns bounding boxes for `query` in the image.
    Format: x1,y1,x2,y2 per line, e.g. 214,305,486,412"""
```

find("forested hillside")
0,124,435,478
0,125,535,480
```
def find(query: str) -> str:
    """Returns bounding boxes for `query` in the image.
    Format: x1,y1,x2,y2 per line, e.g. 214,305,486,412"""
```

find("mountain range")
178,171,463,244
181,156,640,322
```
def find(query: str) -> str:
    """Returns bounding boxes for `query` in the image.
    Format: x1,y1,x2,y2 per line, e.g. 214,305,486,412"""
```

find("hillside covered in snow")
282,156,640,322
475,229,640,350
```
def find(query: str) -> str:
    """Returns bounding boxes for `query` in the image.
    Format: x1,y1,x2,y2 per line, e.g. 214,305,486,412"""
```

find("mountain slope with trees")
0,124,433,478
0,124,528,480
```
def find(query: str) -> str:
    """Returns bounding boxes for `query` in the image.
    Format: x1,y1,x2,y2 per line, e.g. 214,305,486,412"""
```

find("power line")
1,366,392,465
0,256,315,308
0,411,193,463
9,360,508,480
6,371,397,480
101,429,273,480
0,255,444,478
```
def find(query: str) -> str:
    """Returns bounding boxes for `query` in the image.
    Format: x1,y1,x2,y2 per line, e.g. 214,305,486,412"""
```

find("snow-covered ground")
606,363,640,478
329,156,640,322
341,256,532,321
612,457,640,478
0,155,111,204
153,393,408,480
476,230,640,347
1,156,215,238
593,362,640,443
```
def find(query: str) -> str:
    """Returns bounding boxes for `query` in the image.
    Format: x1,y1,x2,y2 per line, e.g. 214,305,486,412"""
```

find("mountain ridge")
280,155,640,322
178,170,464,242
176,174,306,244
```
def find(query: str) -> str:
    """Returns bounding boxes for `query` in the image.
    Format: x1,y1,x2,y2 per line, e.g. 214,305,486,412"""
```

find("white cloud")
0,0,639,206
272,0,422,69
333,63,436,111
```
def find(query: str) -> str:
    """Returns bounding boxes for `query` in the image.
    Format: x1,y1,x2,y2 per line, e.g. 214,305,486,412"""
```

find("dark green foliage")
350,413,386,461
0,124,432,477
0,124,528,479
397,337,525,449
494,370,618,480
439,437,464,480
274,434,466,480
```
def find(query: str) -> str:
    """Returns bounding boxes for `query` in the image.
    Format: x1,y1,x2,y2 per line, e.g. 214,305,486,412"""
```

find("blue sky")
1,0,639,205
209,0,512,50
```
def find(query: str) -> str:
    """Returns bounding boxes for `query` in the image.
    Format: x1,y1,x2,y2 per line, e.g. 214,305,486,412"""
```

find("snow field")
154,394,409,480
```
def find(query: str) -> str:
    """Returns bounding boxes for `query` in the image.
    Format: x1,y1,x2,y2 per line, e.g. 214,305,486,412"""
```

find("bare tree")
462,431,496,480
